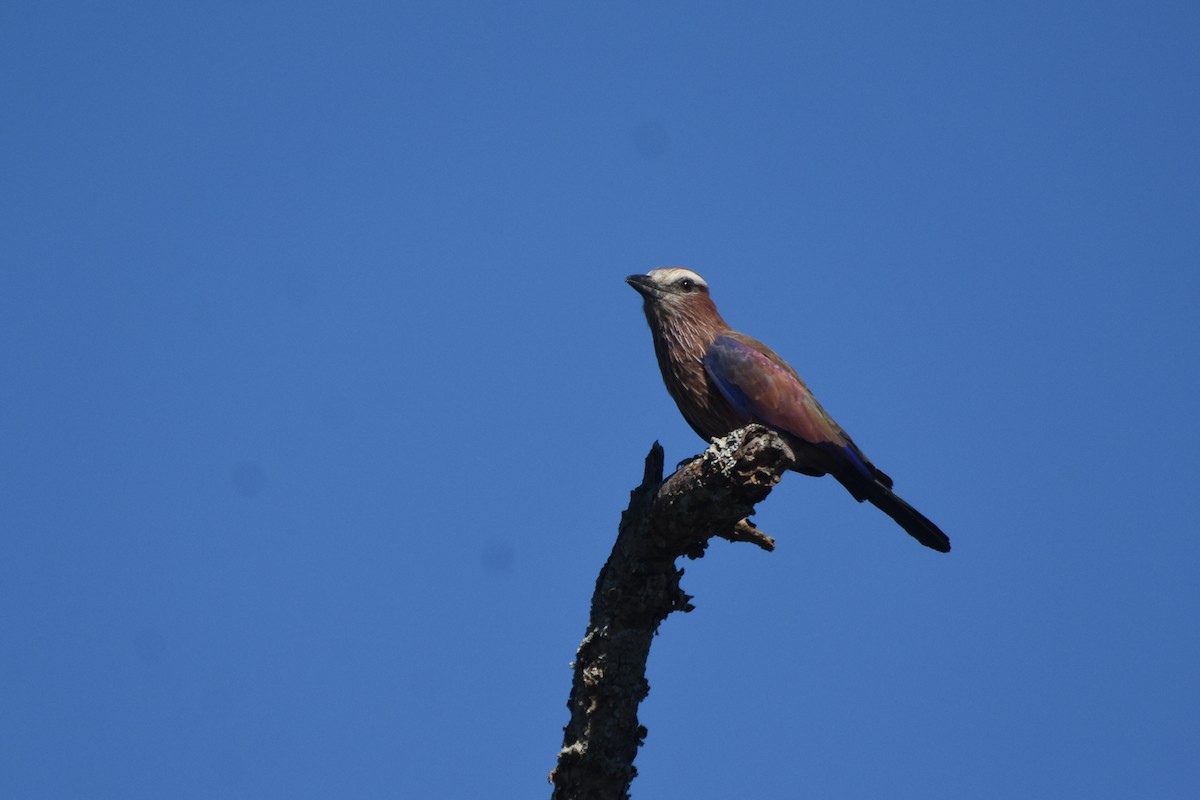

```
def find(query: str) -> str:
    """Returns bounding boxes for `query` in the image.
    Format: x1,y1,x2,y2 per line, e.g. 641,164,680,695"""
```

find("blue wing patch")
703,336,757,419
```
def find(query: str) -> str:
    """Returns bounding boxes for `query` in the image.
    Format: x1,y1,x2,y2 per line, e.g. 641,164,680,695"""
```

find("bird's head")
626,267,710,305
626,267,728,338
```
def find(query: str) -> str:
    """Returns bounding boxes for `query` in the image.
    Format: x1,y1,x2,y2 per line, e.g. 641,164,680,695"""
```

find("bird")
626,267,950,553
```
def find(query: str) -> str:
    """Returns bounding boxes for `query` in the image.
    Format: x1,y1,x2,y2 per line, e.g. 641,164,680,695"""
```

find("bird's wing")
703,333,891,488
703,333,838,444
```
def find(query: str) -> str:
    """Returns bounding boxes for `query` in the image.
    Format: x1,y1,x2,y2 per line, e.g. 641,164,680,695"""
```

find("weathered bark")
549,424,806,800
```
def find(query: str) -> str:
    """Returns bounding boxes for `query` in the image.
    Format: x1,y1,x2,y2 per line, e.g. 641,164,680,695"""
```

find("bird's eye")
679,278,694,291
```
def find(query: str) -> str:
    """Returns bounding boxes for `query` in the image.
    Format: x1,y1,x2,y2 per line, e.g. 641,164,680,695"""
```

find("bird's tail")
864,482,951,553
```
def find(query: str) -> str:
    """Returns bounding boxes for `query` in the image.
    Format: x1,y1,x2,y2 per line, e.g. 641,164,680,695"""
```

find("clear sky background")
3,2,1198,798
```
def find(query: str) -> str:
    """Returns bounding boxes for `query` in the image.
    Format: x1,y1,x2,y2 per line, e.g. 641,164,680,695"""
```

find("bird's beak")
626,274,659,298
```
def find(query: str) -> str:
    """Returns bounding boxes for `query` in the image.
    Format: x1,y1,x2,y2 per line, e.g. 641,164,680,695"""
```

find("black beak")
626,274,658,298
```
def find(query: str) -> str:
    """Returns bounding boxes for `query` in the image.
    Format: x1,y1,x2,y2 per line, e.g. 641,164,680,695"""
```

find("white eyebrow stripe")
646,267,707,288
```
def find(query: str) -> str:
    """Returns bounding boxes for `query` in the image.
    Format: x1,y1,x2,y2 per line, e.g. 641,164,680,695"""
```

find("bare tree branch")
549,424,806,800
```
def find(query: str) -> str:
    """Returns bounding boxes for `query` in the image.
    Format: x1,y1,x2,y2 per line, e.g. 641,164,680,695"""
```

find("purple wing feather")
703,333,891,488
703,334,843,445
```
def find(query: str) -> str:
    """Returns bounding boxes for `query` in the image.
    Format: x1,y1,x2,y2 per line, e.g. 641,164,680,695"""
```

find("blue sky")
2,2,1198,798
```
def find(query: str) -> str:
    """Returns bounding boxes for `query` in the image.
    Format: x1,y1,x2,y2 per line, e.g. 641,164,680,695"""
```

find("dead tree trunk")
549,424,801,800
